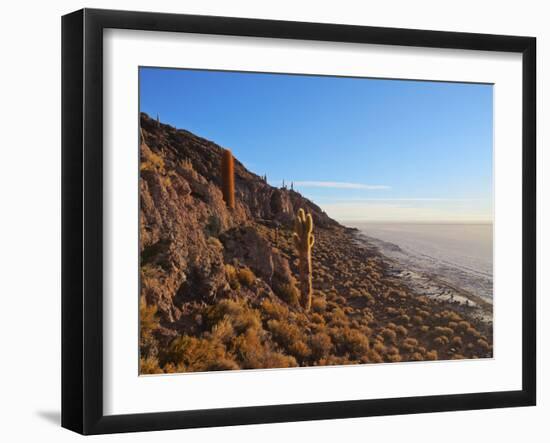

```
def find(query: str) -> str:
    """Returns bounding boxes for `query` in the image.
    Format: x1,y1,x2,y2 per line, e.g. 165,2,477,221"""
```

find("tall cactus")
221,149,235,208
293,208,315,311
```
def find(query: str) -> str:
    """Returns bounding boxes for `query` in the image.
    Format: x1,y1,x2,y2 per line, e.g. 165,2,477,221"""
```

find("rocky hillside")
139,112,493,374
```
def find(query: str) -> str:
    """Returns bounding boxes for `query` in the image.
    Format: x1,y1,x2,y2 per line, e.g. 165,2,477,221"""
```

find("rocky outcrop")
139,112,338,327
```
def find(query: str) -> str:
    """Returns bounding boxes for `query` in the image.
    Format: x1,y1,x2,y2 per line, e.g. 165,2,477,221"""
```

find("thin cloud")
294,181,390,190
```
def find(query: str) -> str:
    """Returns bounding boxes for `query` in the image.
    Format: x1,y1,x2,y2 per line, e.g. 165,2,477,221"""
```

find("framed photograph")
62,8,536,435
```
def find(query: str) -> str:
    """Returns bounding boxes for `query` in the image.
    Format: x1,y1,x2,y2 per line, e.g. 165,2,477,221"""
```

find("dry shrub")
211,316,235,345
401,338,418,353
318,355,350,366
230,328,288,369
410,352,424,361
207,236,223,250
164,336,236,372
332,328,370,359
328,307,348,327
224,264,240,290
289,340,311,362
309,332,333,360
140,356,163,374
140,296,159,341
441,310,462,322
367,349,384,363
385,345,399,356
373,341,386,354
311,296,327,313
260,298,289,321
262,352,298,368
448,321,458,329
237,267,256,287
231,329,264,368
311,313,325,324
207,299,261,334
162,361,186,373
452,354,466,360
267,319,301,349
467,327,482,339
386,353,402,363
434,326,454,337
386,307,399,316
140,148,165,173
416,308,430,318
425,350,438,360
451,336,463,347
456,321,471,333
433,335,449,347
476,338,491,351
396,314,411,325
276,282,301,307
412,315,424,325
381,328,397,344
420,325,430,333
395,325,408,336
140,297,160,360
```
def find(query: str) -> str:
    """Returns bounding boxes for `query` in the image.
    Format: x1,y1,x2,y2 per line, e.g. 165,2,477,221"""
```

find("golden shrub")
224,264,240,290
434,326,454,337
140,356,163,374
401,338,418,353
289,340,312,362
451,336,463,347
276,282,301,307
267,319,301,349
309,332,333,360
237,267,256,287
164,335,233,372
211,316,235,345
328,307,348,327
395,325,408,336
425,350,438,360
311,296,327,313
333,327,370,359
396,314,411,325
381,328,397,344
441,310,462,322
386,353,402,363
433,335,449,347
140,296,159,341
456,321,471,333
467,327,482,338
476,338,491,351
260,298,289,321
207,299,261,335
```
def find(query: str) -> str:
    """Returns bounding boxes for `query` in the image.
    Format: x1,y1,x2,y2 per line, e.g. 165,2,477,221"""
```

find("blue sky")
140,67,493,223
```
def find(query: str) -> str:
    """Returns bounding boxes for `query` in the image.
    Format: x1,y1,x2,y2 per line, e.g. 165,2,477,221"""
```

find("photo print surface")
138,67,493,375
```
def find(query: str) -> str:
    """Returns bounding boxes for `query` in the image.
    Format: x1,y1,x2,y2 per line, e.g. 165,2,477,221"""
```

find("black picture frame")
61,8,536,435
